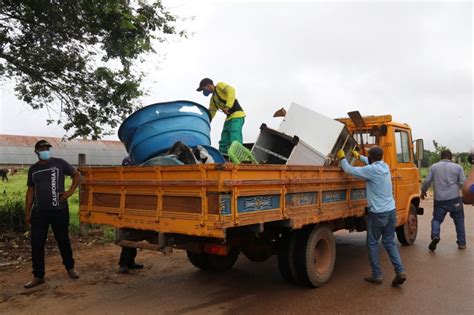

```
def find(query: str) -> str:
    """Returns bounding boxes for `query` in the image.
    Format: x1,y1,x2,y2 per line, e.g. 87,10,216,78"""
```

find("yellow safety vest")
209,82,246,121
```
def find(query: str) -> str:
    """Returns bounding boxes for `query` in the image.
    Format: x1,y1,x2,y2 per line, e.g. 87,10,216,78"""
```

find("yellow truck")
79,114,424,287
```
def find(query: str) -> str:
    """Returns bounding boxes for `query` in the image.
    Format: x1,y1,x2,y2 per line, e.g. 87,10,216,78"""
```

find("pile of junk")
118,101,359,166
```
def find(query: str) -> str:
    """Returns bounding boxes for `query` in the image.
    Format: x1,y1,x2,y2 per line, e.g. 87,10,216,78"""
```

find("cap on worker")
368,146,383,161
196,78,213,91
34,139,52,151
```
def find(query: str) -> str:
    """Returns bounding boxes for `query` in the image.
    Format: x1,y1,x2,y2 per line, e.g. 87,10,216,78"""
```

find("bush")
0,192,26,232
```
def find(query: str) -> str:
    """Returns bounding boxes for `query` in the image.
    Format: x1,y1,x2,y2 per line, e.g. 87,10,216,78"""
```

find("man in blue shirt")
421,150,466,251
337,146,406,286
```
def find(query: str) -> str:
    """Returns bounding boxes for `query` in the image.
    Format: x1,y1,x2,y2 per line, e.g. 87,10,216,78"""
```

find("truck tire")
206,248,240,272
186,251,211,270
277,231,299,284
242,237,273,262
396,204,418,245
294,225,336,288
187,249,240,272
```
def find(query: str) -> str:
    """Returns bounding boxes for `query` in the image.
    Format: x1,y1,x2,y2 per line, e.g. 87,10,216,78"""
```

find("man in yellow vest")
196,78,246,154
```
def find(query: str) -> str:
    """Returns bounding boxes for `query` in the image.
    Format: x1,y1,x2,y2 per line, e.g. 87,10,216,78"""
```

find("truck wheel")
206,248,240,272
242,237,273,262
294,225,336,288
186,251,211,270
396,204,418,245
277,231,299,284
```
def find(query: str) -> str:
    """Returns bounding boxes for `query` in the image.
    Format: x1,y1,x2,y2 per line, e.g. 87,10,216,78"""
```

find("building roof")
0,134,127,166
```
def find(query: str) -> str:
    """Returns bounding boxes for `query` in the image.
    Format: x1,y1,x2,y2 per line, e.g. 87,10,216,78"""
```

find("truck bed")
79,163,368,239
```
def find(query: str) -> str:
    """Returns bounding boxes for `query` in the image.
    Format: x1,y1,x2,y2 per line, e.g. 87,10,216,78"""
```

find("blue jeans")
432,197,466,246
367,210,405,279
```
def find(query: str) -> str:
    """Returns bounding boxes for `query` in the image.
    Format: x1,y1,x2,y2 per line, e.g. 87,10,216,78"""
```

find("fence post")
78,154,87,235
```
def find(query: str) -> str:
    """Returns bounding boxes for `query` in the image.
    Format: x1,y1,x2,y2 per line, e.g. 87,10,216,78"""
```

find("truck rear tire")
206,248,240,272
277,231,299,284
396,204,418,245
186,251,211,270
186,248,240,272
242,237,273,262
294,225,336,288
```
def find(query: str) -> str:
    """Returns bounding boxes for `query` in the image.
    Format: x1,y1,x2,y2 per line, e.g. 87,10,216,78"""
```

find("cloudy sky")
0,0,472,152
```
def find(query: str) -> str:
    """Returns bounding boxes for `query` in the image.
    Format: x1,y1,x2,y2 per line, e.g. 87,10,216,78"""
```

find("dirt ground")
1,200,473,314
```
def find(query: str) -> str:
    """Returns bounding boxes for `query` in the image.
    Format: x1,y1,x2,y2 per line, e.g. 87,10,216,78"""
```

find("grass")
420,167,428,180
0,169,111,237
0,169,79,227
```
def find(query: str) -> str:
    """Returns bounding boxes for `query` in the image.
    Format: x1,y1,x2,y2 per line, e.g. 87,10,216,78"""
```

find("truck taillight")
203,243,228,256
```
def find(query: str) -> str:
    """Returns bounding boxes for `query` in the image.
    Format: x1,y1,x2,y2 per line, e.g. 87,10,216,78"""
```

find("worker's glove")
421,191,427,200
337,149,346,160
351,150,360,160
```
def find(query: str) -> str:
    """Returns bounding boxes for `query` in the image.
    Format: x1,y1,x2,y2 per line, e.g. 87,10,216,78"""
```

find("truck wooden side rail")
80,164,368,238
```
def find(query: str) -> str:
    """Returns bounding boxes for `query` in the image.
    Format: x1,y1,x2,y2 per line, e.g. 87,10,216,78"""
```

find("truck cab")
338,114,424,244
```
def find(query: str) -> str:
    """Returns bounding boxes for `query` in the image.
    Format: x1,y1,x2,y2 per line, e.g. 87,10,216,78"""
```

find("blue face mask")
203,89,211,97
38,150,51,160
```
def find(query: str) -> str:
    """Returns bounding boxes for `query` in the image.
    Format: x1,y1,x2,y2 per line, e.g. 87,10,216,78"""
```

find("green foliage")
429,140,449,165
100,227,117,244
0,0,184,139
0,169,29,231
420,149,432,168
0,192,26,232
456,152,470,164
420,167,429,180
0,169,80,231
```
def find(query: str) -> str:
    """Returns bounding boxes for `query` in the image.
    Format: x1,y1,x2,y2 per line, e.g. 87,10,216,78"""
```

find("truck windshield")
353,131,377,145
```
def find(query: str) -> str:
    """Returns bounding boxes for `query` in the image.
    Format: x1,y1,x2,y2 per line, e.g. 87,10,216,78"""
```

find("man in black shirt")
24,140,81,289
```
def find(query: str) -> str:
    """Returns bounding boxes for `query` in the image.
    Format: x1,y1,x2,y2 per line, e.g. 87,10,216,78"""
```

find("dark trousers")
30,209,75,278
432,197,466,246
119,247,137,267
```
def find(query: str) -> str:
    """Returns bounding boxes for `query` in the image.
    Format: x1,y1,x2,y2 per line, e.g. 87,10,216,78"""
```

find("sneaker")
67,268,79,279
458,245,466,250
429,237,440,251
392,272,407,287
127,262,144,270
364,277,383,285
118,266,129,274
24,277,45,289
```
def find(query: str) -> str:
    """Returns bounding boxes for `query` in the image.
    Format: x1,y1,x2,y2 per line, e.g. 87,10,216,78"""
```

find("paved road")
1,200,473,314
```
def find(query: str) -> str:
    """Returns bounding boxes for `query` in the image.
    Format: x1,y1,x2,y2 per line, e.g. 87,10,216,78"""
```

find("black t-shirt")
27,158,75,211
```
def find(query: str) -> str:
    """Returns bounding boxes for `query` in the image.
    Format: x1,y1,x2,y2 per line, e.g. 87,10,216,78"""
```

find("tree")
420,149,432,168
456,152,470,164
430,140,449,165
0,0,184,139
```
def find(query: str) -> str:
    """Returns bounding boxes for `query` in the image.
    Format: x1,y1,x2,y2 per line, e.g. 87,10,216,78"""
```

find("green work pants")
219,117,244,154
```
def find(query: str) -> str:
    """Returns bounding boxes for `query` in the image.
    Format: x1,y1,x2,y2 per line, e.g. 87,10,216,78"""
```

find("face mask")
203,89,211,97
38,151,51,160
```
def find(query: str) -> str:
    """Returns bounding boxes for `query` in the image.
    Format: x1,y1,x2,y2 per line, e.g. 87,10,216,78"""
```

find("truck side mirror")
414,139,424,160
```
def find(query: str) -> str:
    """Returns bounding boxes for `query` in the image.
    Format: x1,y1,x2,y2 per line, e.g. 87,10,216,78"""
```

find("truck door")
392,128,417,225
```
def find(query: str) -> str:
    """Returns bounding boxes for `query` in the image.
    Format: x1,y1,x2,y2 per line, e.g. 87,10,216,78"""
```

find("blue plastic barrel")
118,101,211,164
